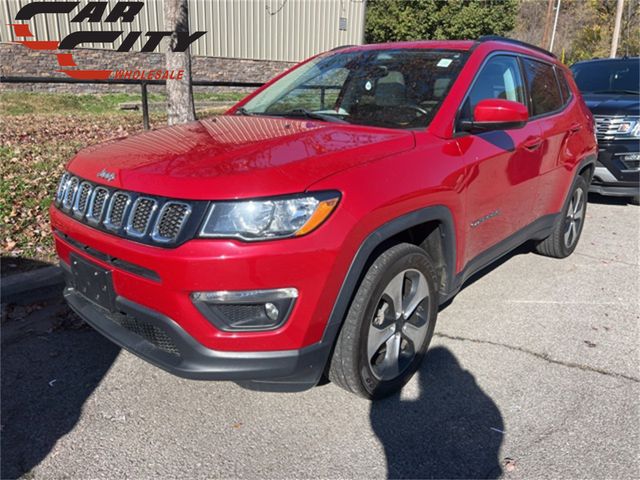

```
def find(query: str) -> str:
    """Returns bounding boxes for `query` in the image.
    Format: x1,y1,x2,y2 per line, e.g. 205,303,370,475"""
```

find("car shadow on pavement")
0,256,52,277
370,346,504,479
1,299,120,479
587,192,637,206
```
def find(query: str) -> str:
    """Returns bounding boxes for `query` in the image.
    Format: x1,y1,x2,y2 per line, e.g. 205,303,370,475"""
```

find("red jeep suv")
51,37,596,399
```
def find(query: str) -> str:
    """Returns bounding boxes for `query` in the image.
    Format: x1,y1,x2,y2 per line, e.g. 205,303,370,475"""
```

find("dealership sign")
10,1,206,80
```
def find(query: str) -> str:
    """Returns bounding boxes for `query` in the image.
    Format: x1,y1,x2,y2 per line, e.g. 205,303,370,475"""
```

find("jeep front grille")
105,192,131,230
73,182,93,218
127,197,157,237
152,202,192,242
87,187,109,224
56,173,70,203
62,176,79,210
54,173,206,247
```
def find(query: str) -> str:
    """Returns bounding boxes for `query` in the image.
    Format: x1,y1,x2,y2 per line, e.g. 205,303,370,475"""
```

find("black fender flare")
561,153,597,214
576,153,597,182
320,205,457,346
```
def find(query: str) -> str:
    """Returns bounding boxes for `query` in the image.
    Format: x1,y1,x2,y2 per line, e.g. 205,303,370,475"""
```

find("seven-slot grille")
62,176,79,210
55,174,198,246
105,192,131,230
72,182,93,218
152,202,191,242
87,187,109,224
594,115,626,140
127,197,157,237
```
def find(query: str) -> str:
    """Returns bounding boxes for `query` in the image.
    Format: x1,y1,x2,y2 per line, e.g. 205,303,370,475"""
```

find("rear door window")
522,59,563,116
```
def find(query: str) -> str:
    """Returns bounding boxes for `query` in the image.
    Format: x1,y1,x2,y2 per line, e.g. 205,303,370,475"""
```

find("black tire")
535,175,588,258
631,195,640,206
328,243,438,399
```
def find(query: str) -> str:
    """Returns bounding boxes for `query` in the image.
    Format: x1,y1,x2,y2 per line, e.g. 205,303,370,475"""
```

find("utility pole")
610,0,624,58
549,0,561,53
541,0,555,48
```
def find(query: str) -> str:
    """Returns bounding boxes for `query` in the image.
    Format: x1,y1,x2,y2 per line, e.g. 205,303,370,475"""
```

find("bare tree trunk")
165,0,196,125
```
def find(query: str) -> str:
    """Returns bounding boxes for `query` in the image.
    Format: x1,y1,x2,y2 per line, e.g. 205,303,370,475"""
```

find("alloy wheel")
367,269,431,381
564,188,585,248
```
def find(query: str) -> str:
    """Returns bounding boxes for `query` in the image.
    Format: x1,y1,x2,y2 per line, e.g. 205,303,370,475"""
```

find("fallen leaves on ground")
0,113,165,265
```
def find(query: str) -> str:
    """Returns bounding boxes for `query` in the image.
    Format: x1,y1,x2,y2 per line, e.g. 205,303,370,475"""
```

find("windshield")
570,59,640,94
240,49,468,129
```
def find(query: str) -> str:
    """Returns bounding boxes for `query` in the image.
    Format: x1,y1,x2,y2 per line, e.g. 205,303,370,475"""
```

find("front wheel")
328,243,438,399
535,175,588,258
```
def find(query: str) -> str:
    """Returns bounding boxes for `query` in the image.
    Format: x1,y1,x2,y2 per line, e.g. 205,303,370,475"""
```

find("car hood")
68,115,415,200
582,93,640,116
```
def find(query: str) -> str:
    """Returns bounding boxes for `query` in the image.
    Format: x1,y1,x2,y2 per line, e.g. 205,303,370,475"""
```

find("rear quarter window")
522,58,563,116
556,68,572,104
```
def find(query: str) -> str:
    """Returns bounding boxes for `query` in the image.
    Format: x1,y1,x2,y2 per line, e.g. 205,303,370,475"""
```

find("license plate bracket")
70,253,115,311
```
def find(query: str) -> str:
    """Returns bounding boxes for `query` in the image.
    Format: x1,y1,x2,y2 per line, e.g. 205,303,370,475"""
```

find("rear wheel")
535,175,588,258
328,243,438,399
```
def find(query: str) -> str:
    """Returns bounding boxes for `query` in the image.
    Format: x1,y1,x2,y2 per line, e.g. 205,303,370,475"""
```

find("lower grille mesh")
215,304,265,324
111,313,180,356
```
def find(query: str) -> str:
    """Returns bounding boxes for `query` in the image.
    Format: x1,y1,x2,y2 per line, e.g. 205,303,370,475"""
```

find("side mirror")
460,99,529,133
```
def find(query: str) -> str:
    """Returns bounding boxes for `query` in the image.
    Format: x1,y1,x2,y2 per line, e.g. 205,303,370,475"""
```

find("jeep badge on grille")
97,169,116,182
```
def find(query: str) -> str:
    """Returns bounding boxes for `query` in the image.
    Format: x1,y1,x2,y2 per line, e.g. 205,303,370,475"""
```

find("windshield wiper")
235,107,256,116
278,108,349,124
590,90,639,95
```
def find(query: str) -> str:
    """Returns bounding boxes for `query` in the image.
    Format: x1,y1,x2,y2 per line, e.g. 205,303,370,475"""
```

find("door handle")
569,122,582,133
523,137,543,151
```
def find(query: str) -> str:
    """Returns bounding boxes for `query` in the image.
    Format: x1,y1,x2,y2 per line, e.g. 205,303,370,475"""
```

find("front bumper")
63,277,330,391
51,205,350,353
590,141,639,198
589,179,639,197
50,200,359,388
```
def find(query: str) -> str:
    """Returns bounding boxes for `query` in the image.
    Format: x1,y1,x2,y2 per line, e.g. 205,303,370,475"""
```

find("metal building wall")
0,0,366,61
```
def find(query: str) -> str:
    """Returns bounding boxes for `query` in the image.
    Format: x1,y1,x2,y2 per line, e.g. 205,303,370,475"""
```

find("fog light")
191,288,298,332
264,302,279,321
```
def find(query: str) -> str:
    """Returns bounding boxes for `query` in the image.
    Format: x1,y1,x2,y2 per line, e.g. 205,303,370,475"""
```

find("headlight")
199,192,340,240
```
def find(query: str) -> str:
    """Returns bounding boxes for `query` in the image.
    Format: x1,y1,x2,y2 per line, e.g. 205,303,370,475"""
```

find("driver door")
457,54,544,265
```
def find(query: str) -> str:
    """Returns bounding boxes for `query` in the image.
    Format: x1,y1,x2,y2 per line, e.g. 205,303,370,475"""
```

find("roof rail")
330,44,356,51
477,35,556,59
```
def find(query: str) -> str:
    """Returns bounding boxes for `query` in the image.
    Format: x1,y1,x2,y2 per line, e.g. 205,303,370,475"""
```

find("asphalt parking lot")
2,195,638,479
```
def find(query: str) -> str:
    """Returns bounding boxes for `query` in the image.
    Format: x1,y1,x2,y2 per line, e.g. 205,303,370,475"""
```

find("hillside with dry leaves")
1,91,239,273
0,114,152,267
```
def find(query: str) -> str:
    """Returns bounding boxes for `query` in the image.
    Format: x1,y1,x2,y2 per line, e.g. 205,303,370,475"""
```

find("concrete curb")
1,265,65,304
